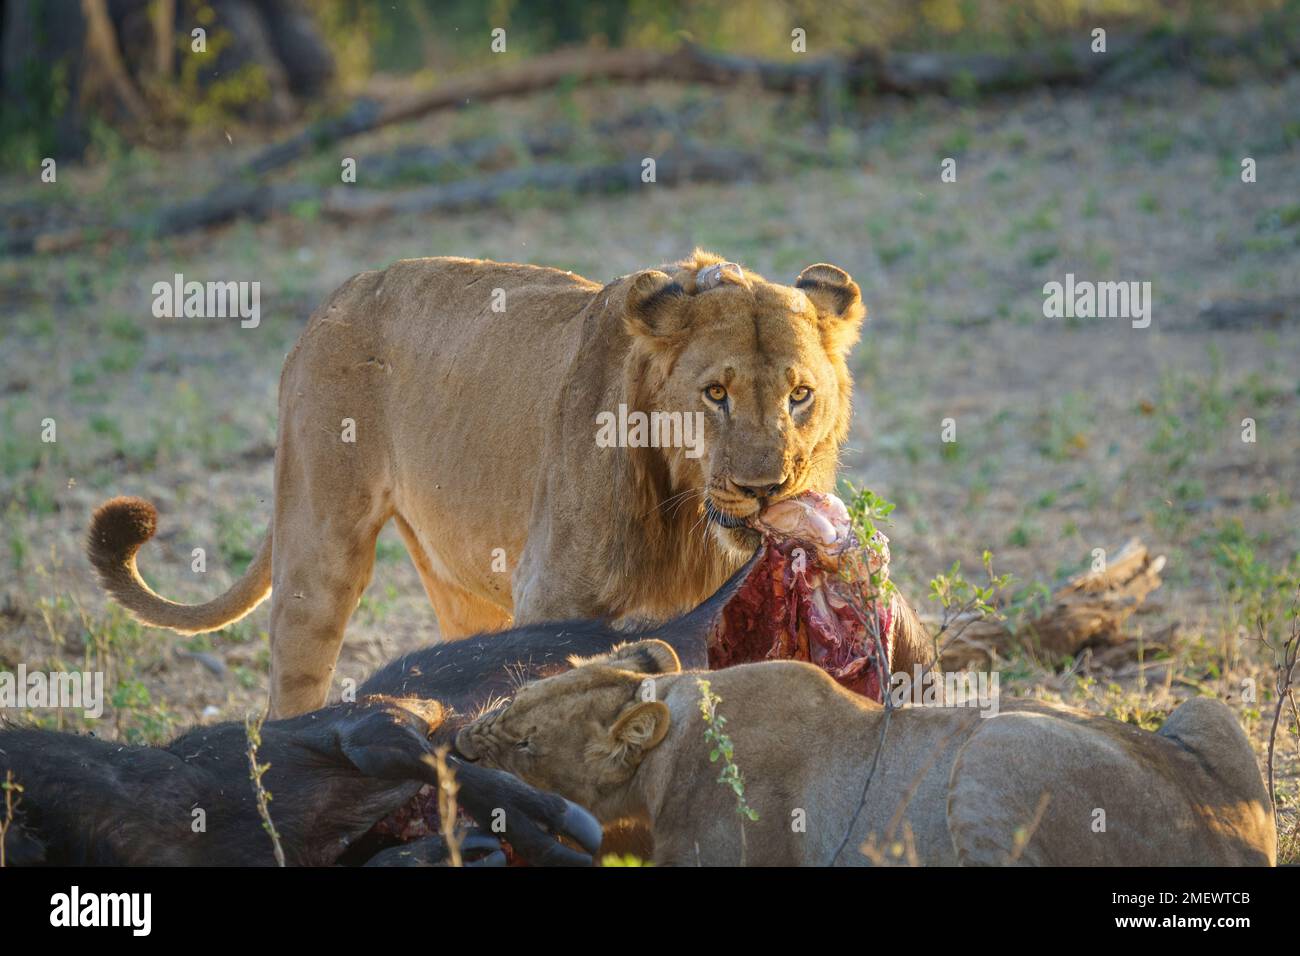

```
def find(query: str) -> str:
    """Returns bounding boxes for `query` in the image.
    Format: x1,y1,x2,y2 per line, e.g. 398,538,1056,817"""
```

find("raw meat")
708,491,895,701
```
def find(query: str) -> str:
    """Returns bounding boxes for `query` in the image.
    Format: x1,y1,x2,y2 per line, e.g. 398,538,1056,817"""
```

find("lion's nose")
729,476,788,499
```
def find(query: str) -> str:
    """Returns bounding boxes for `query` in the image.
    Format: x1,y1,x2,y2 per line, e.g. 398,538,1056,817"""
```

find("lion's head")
621,250,866,554
453,640,681,818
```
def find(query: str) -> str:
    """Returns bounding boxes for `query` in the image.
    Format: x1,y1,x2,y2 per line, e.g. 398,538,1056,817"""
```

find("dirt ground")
2,63,1298,858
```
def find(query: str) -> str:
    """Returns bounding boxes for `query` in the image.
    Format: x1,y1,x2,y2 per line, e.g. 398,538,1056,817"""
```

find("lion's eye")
790,386,813,405
704,384,728,404
515,738,530,751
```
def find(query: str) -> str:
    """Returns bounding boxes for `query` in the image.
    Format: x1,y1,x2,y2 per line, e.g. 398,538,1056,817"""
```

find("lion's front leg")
510,536,608,625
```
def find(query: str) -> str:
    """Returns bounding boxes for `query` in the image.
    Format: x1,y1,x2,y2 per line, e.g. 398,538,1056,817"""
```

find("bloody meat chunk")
709,491,896,701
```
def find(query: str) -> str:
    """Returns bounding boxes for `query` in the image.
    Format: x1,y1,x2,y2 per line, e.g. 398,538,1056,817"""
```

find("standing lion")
88,250,880,717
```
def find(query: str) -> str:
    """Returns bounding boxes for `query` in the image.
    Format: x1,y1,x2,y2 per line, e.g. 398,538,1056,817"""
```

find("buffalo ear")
601,639,681,675
607,700,671,770
624,269,688,341
795,263,866,353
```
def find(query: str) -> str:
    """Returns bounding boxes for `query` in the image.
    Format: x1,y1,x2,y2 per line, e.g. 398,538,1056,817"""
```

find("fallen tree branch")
360,101,703,183
311,144,758,220
228,40,1090,181
2,144,759,253
0,103,714,255
1197,295,1300,331
236,47,677,180
936,539,1166,670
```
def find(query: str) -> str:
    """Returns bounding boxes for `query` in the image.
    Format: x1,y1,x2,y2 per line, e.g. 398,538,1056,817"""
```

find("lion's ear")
795,263,866,354
624,269,688,341
601,639,681,675
607,700,671,769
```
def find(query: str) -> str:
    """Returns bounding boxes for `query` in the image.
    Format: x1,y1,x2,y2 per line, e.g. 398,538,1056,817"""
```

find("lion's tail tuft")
87,496,273,635
88,496,159,572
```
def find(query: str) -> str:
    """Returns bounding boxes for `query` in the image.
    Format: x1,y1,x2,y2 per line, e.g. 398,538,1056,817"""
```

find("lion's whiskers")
648,486,705,521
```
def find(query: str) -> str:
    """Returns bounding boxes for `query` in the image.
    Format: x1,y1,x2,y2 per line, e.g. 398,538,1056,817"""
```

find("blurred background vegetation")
2,0,1295,169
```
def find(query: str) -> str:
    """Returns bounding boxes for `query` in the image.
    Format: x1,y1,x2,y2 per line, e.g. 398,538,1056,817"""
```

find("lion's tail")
87,496,272,634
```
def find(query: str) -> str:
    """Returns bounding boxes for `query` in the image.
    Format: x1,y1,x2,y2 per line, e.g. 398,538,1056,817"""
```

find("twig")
0,770,23,868
432,746,463,868
856,721,972,865
697,678,757,865
244,713,286,867
828,506,898,865
1259,595,1300,817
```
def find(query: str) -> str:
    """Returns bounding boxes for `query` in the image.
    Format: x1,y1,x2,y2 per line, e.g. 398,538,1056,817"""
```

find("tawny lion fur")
88,251,928,717
455,641,1277,867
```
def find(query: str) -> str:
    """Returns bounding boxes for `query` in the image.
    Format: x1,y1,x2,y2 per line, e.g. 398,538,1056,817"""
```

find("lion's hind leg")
267,417,392,718
945,708,1273,866
268,505,388,717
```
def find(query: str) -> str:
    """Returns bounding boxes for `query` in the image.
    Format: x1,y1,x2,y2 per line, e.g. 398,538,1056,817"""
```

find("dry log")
935,539,1167,670
862,36,1142,95
1197,295,1300,331
312,145,757,220
236,47,675,179
0,144,756,254
360,102,702,183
